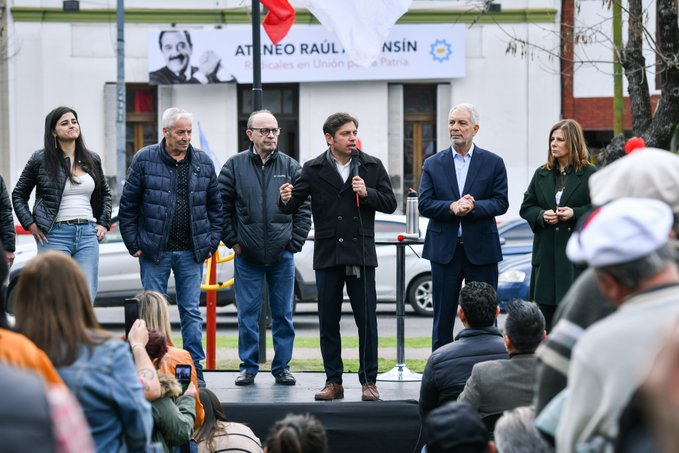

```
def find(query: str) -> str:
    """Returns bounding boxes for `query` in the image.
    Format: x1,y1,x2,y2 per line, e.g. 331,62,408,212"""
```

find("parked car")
295,215,534,317
8,211,534,317
7,210,236,309
497,252,532,311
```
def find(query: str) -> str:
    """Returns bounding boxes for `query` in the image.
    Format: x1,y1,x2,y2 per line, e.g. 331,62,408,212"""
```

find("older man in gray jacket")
219,109,311,387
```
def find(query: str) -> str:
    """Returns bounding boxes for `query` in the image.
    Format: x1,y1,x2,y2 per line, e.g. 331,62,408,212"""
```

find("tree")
503,0,679,162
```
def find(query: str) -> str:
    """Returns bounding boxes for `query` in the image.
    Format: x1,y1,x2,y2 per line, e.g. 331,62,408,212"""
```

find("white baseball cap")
566,197,673,268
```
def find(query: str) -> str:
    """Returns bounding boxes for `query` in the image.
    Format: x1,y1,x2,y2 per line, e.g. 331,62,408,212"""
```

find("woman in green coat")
520,119,597,330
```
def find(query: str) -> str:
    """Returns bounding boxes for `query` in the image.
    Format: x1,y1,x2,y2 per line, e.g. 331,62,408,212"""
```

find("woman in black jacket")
12,106,111,301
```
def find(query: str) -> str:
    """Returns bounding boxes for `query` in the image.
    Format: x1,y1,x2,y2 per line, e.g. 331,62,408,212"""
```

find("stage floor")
204,369,422,404
204,371,425,453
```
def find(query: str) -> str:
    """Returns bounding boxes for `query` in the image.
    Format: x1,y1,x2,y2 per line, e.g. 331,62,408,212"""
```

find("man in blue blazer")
419,103,508,351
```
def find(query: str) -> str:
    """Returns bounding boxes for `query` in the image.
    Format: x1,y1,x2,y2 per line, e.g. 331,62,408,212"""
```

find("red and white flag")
300,0,413,67
261,0,296,45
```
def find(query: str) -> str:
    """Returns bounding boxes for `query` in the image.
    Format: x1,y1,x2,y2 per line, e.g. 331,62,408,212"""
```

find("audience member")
458,299,545,417
534,148,679,415
138,290,205,428
144,329,196,452
557,197,679,451
419,282,507,418
422,401,492,453
194,388,263,453
0,241,63,386
13,251,153,451
494,406,552,453
264,413,328,453
0,362,95,453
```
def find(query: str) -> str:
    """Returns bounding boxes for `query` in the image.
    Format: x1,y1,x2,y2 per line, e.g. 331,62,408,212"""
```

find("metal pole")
612,0,623,135
252,0,262,110
206,257,218,369
115,0,126,204
377,242,422,382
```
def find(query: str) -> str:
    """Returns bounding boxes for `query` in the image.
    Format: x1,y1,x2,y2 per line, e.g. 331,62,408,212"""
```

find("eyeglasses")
250,128,282,136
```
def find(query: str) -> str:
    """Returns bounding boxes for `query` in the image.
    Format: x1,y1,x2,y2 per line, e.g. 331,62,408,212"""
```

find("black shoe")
235,371,256,386
274,370,297,386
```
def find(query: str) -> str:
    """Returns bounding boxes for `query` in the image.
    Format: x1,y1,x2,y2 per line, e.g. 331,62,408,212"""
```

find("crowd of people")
1,100,678,452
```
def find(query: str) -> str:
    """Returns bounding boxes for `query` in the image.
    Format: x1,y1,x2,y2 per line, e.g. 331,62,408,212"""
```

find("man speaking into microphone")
279,112,396,402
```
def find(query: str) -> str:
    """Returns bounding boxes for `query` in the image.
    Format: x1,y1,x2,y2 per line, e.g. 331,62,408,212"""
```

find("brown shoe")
361,382,380,401
314,382,344,401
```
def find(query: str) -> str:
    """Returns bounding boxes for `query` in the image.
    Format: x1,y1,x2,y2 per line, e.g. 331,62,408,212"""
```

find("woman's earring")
53,135,57,149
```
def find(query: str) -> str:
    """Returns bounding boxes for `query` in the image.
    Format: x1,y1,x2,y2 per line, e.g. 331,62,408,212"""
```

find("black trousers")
315,266,378,385
431,245,498,351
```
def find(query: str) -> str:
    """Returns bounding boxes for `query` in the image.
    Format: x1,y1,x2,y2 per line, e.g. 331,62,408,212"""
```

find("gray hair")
494,406,553,453
597,242,675,289
162,107,193,130
450,103,479,127
246,109,275,129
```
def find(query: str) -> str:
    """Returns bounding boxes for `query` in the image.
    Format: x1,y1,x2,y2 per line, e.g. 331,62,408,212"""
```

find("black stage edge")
205,371,424,453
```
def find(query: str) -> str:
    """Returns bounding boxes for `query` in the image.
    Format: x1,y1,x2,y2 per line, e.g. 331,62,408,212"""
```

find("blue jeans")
235,251,295,376
140,251,205,381
40,222,99,301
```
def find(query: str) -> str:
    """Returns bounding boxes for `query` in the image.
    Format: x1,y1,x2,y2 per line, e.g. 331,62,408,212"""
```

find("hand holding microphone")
351,150,365,206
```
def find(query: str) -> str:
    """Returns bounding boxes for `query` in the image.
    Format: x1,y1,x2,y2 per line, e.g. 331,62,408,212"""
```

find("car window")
500,221,532,241
375,220,406,241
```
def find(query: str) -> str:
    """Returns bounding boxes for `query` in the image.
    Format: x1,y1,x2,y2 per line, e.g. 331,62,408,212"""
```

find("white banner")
148,24,465,85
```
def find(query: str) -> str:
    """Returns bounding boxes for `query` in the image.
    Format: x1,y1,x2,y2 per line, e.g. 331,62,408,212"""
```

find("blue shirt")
453,144,475,236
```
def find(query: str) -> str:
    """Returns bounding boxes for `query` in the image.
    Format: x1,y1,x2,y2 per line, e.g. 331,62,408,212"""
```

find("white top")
56,173,96,222
332,155,352,182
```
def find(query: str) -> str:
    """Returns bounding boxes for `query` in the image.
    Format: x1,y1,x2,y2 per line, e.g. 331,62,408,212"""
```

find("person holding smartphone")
144,329,197,452
137,290,205,430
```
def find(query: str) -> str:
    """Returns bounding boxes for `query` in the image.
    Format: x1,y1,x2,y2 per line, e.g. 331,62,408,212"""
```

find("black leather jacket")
12,149,112,233
0,176,15,251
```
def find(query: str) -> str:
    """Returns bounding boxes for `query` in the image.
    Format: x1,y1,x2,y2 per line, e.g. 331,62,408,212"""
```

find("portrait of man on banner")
148,30,236,85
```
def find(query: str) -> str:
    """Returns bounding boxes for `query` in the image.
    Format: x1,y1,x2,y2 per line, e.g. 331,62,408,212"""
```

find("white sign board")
148,24,465,84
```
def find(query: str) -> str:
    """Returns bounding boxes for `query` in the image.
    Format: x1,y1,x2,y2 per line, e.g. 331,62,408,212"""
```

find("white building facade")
2,1,563,218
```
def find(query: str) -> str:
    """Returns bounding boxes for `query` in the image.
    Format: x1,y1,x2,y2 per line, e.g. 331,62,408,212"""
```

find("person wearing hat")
422,401,493,453
556,197,679,452
534,148,679,418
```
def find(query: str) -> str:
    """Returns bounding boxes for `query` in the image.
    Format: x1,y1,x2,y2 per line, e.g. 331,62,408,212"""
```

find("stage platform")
205,370,424,453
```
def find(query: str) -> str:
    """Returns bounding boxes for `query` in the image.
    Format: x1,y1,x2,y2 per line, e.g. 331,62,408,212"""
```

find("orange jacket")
160,346,205,428
0,328,64,387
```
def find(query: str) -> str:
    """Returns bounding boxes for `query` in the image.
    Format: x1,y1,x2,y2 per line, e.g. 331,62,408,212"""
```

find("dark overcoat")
519,164,597,305
279,150,397,270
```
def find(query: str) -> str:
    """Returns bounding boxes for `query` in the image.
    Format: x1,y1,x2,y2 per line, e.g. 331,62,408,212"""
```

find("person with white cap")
556,197,679,452
533,147,679,421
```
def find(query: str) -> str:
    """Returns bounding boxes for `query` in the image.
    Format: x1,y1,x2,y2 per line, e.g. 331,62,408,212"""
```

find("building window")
125,85,158,168
237,84,299,160
403,84,437,196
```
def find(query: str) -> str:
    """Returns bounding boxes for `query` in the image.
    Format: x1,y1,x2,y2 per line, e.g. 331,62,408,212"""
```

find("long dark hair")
43,106,101,185
0,241,9,330
265,413,328,453
194,388,230,451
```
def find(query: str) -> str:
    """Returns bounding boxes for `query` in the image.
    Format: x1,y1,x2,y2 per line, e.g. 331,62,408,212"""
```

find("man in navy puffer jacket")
119,107,223,384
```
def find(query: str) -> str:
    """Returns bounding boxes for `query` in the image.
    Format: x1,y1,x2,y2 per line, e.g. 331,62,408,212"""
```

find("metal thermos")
406,191,419,236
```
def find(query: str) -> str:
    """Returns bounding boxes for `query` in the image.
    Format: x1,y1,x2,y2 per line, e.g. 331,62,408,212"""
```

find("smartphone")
124,298,140,339
175,364,192,393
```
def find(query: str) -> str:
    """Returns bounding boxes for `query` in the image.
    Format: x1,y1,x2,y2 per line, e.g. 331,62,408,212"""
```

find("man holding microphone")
279,112,396,401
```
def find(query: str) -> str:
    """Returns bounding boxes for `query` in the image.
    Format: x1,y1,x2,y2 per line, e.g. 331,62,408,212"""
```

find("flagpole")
252,0,262,110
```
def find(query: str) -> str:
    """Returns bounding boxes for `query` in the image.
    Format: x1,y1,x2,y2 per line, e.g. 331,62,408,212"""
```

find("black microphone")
351,149,360,206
